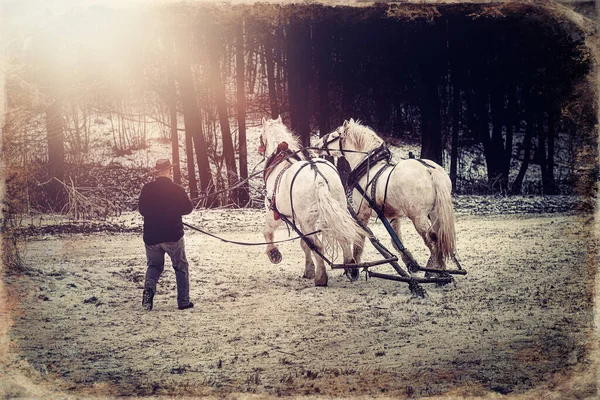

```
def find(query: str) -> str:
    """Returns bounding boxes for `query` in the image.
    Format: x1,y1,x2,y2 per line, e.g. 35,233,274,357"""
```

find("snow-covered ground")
4,210,596,398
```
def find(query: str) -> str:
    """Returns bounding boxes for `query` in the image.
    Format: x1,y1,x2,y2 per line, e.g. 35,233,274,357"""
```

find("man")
138,158,194,311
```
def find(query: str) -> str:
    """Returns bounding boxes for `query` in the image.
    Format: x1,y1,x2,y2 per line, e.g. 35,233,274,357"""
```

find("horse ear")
261,117,266,125
277,115,282,123
349,118,355,124
343,119,349,129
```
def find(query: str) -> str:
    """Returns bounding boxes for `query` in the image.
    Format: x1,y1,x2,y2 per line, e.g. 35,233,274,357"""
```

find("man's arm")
178,185,193,215
138,185,150,216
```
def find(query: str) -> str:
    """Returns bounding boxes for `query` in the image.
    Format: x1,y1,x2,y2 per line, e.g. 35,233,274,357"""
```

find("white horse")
259,116,364,286
315,119,457,274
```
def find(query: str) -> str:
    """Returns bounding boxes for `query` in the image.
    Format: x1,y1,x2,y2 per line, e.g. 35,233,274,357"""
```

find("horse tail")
429,167,456,264
314,176,364,255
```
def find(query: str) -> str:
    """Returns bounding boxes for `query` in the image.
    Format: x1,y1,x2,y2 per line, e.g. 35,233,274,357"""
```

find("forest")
2,1,598,218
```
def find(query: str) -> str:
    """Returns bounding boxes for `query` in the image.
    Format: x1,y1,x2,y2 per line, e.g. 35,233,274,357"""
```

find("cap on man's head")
154,159,172,173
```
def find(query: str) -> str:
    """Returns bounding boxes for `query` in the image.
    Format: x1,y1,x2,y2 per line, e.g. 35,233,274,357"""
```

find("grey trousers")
144,237,190,307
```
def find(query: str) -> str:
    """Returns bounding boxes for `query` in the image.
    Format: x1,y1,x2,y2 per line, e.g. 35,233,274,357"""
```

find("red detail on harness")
264,151,291,181
270,198,281,220
258,144,265,154
278,142,288,151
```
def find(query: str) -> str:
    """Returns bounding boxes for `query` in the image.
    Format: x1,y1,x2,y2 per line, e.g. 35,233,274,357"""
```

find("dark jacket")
138,177,193,245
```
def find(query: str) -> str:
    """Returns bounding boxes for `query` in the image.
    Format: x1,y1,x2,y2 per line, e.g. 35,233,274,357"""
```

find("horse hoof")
408,262,420,274
314,273,328,286
345,268,360,282
409,281,426,298
267,248,282,264
436,273,454,287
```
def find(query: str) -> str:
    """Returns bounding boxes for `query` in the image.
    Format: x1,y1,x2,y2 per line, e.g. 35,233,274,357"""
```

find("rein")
182,222,320,246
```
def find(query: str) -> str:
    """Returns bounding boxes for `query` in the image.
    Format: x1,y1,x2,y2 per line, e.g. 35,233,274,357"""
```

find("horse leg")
296,220,327,286
347,209,369,281
343,241,359,281
351,207,370,264
313,236,328,287
263,212,283,264
300,239,316,280
410,214,438,268
391,217,420,274
412,214,451,285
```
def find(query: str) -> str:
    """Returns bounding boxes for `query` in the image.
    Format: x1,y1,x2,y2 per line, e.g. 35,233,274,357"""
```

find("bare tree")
236,21,250,205
45,98,66,208
175,33,215,204
163,38,182,185
286,16,311,147
206,25,239,205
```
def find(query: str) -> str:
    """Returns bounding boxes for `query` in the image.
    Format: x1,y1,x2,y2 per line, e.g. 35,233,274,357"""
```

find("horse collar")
346,143,391,190
264,147,300,181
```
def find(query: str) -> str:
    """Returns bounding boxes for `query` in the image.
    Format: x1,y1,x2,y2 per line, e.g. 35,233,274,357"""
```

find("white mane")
344,120,384,152
263,119,302,151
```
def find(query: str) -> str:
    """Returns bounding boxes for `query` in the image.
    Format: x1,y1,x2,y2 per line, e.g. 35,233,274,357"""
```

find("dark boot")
142,288,154,311
178,301,194,310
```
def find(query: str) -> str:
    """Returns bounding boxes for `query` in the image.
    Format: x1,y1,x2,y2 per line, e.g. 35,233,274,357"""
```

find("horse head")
315,118,361,158
260,115,301,157
259,115,281,156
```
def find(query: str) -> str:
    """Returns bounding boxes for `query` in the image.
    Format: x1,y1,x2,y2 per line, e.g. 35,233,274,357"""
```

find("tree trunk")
417,24,444,166
168,77,182,185
165,39,182,185
264,30,279,119
545,109,557,194
536,109,557,195
175,30,217,206
314,22,331,138
286,18,311,147
449,85,460,192
275,26,286,101
71,102,82,156
488,83,506,193
236,22,250,206
82,102,90,153
175,56,201,201
45,99,66,209
504,84,517,192
207,28,239,206
340,35,356,120
418,77,443,165
511,93,535,195
448,16,462,192
535,113,548,191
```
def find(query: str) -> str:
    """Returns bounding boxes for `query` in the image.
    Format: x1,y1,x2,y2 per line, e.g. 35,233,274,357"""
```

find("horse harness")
321,132,436,218
262,141,340,266
320,131,347,158
263,142,337,225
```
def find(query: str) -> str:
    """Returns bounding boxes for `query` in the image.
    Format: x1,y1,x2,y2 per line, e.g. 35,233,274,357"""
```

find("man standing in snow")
138,159,194,311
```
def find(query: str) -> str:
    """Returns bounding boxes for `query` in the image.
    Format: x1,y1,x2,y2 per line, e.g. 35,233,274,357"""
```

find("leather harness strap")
264,145,338,226
367,164,390,217
269,162,293,220
263,147,301,181
288,159,336,225
346,143,391,190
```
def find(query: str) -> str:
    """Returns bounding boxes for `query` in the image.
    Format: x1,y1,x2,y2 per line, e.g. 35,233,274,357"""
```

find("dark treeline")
238,3,595,195
3,2,597,216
